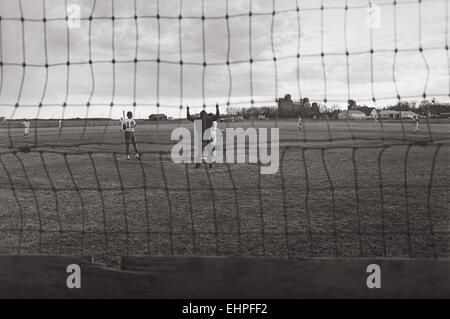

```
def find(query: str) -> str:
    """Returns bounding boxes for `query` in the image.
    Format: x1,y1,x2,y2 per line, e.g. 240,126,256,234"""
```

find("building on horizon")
277,94,320,118
378,110,400,120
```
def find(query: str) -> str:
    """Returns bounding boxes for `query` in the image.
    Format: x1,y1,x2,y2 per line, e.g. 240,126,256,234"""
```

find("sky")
0,0,449,119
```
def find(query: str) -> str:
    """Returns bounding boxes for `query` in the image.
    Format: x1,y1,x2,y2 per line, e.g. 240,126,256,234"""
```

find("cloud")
0,0,448,119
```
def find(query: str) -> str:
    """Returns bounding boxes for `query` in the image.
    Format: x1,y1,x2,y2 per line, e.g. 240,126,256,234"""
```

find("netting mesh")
0,0,449,265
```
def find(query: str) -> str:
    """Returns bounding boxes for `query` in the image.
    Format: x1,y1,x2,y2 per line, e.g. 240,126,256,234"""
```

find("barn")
278,94,305,115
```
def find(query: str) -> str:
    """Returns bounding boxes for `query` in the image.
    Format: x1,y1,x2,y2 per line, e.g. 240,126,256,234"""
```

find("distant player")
120,111,141,161
22,119,30,139
297,115,303,130
58,119,62,129
413,115,420,134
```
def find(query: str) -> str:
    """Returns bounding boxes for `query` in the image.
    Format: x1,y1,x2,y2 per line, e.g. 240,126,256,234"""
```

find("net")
0,0,449,265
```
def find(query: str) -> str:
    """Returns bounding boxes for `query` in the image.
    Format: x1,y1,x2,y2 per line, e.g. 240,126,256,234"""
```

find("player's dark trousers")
125,132,139,155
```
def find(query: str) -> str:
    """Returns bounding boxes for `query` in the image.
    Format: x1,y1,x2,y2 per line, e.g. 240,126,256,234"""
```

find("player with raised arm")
22,119,30,139
120,111,141,161
187,104,220,168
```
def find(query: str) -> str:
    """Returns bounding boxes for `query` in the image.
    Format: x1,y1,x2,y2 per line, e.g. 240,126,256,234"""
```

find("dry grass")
0,120,449,265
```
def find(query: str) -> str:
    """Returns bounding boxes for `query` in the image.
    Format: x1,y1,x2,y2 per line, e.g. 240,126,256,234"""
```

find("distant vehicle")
149,114,168,121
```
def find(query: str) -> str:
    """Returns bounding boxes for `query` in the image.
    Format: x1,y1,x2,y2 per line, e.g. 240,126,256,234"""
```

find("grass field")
0,120,449,265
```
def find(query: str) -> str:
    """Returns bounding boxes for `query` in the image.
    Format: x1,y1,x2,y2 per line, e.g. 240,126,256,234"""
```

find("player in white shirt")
22,120,30,139
120,111,141,161
58,119,62,129
413,115,420,134
206,113,218,168
297,115,303,130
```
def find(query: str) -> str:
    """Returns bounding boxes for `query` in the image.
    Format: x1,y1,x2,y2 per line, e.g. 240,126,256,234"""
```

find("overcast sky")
0,0,449,119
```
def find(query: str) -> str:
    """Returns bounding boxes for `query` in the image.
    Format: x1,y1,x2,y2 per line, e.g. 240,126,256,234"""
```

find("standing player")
120,111,141,161
187,104,220,168
58,119,62,129
297,115,303,130
413,115,420,134
207,113,219,168
22,119,30,139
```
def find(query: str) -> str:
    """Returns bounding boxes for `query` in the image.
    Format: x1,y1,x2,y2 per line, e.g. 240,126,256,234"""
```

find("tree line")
349,98,450,117
385,99,450,117
225,98,450,120
225,106,278,119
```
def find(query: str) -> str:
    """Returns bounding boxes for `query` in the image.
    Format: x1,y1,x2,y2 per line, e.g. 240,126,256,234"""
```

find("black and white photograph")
0,0,449,303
